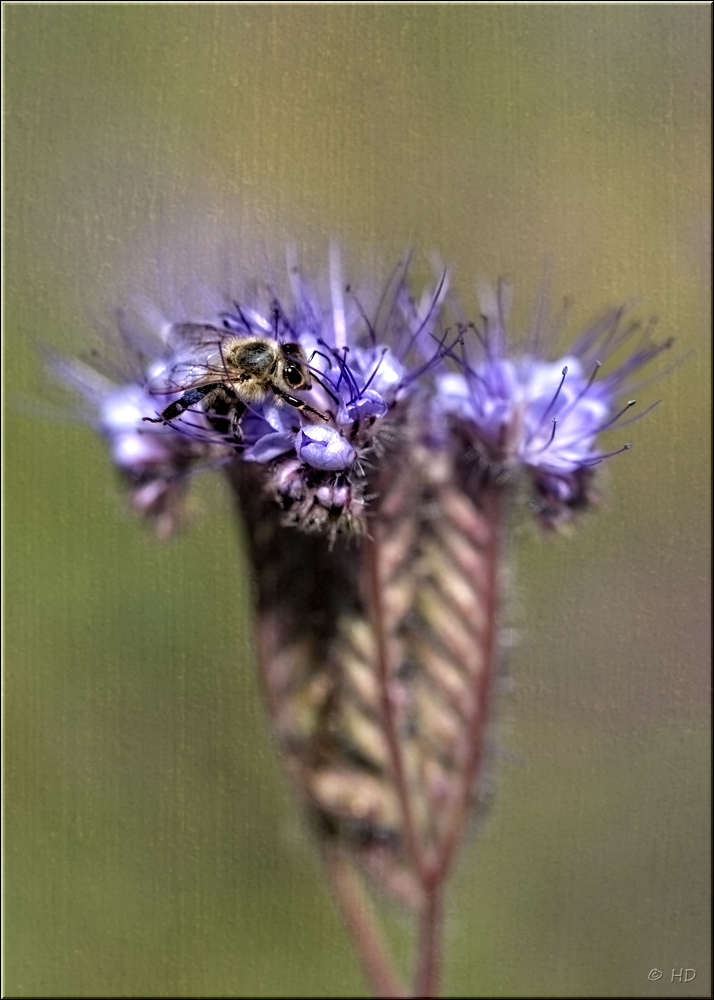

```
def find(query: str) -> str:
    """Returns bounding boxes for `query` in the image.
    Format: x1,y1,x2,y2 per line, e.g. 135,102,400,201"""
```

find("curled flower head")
434,281,672,528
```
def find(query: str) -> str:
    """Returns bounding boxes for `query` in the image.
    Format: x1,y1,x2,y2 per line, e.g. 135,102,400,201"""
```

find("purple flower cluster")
434,281,671,527
58,257,670,537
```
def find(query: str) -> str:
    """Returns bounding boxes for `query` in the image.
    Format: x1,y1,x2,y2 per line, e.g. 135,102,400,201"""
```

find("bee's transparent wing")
153,324,230,394
165,322,225,353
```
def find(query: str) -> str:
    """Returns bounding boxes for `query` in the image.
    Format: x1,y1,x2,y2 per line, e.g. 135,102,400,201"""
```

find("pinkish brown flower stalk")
57,252,671,998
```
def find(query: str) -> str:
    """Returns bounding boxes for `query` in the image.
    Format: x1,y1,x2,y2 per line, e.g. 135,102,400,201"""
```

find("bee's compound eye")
283,361,305,387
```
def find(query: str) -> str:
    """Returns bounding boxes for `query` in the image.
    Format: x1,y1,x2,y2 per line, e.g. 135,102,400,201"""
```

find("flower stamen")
345,285,378,347
596,398,638,433
583,442,633,466
361,348,390,395
541,366,569,422
529,417,558,455
400,270,448,361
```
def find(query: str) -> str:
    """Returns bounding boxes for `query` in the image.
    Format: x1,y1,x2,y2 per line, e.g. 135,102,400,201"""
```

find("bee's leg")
207,393,247,448
228,401,248,448
143,386,214,424
275,390,330,422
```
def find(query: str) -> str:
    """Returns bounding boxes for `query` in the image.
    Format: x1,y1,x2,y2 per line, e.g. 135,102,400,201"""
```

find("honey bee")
143,323,329,440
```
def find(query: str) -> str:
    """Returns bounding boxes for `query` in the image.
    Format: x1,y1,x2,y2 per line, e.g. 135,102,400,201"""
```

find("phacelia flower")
124,249,452,537
50,253,674,1000
56,255,670,540
434,280,671,528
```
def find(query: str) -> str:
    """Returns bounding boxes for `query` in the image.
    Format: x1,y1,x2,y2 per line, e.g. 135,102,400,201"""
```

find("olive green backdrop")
5,6,710,998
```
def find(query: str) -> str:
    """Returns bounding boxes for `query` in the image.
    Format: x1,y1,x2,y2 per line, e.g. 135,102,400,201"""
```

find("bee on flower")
98,249,451,538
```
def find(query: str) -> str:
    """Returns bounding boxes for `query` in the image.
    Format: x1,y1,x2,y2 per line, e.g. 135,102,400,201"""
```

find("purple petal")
296,426,356,471
243,432,296,463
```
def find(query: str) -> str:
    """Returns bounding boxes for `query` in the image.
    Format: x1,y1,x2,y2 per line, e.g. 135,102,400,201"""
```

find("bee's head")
281,343,312,389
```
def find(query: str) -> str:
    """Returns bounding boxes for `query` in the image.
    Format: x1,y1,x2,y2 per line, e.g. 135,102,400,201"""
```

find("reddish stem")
413,885,443,998
323,845,407,999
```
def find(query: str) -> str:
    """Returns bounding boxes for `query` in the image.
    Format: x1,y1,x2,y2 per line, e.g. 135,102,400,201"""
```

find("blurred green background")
5,6,710,997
